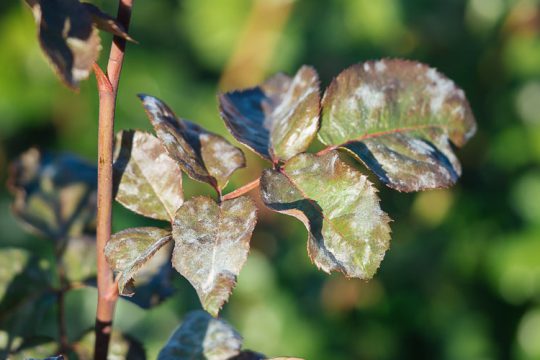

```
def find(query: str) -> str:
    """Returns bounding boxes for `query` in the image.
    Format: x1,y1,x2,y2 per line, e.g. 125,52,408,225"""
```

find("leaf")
138,95,246,191
62,235,96,283
24,0,101,89
318,59,477,192
81,3,135,42
219,66,320,162
260,151,391,279
105,227,172,296
158,310,242,360
172,196,257,316
7,148,97,245
113,130,184,221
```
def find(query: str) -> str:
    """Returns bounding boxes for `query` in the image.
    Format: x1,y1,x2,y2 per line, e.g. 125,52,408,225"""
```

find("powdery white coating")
354,84,386,111
114,131,184,221
375,61,387,73
172,196,257,316
262,152,391,279
104,227,172,296
426,68,457,114
158,310,242,360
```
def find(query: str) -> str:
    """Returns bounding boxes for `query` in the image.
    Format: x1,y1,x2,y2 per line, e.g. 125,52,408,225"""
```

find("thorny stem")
222,178,260,201
93,0,133,359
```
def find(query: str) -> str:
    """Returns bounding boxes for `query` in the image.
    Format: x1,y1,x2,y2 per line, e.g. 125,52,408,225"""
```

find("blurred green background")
1,0,540,358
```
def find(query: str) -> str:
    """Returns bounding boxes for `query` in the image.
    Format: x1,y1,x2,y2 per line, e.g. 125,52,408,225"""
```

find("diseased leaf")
7,148,97,245
138,95,246,191
172,196,257,316
105,227,172,296
319,59,476,192
81,3,135,42
260,151,391,279
219,66,320,162
113,130,184,221
25,0,101,89
158,310,242,360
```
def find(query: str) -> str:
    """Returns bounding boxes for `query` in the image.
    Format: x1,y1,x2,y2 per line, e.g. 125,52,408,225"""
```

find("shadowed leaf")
260,151,391,279
219,66,320,162
105,227,172,296
7,148,97,246
63,235,96,283
172,196,257,316
113,130,184,221
24,0,101,89
138,95,246,191
319,59,476,192
158,310,242,360
82,3,135,42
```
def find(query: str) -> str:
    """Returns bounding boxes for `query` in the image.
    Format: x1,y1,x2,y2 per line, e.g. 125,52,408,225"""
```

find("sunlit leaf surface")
7,148,97,244
319,59,476,191
105,227,172,296
219,66,320,162
24,0,101,89
260,151,391,279
113,130,184,221
81,3,135,42
139,95,246,191
172,196,257,316
158,310,242,360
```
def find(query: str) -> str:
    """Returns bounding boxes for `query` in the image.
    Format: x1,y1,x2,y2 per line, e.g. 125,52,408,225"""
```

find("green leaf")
81,3,136,42
113,130,184,221
319,59,476,192
105,227,172,296
219,66,320,162
62,235,96,283
7,148,97,245
158,310,242,360
172,196,257,316
260,151,391,279
138,95,246,191
24,0,101,89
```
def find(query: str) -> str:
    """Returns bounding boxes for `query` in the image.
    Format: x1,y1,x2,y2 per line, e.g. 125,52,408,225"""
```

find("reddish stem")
93,0,133,359
222,178,261,201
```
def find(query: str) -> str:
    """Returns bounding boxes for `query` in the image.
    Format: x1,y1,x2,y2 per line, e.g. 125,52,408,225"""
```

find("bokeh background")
1,0,540,358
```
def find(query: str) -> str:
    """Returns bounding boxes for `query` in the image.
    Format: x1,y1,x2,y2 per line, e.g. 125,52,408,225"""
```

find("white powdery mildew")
408,138,434,156
426,68,456,114
363,63,371,72
355,84,386,111
161,132,176,145
375,61,387,73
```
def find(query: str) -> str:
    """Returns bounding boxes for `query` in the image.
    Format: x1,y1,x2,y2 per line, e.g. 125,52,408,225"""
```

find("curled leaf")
219,66,320,162
158,310,242,360
7,148,97,244
105,227,172,296
113,130,184,221
319,59,476,191
81,3,136,42
172,196,257,316
260,151,391,279
25,0,101,89
139,95,246,191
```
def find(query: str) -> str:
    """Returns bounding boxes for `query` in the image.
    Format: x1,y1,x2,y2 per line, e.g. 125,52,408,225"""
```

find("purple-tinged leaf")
172,196,257,316
319,59,476,192
158,311,242,360
7,148,97,244
260,151,391,279
82,3,136,42
105,227,172,296
113,130,184,221
24,0,101,89
219,66,320,162
138,95,246,191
